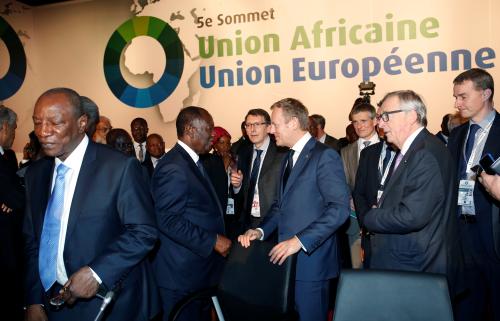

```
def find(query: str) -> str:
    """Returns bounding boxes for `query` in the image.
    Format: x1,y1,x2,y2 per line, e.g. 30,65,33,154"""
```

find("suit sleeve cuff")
295,235,307,252
256,228,265,240
89,267,102,284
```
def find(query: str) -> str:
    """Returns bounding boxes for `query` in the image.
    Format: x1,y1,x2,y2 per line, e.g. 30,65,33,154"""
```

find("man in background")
131,117,149,163
92,116,112,144
143,133,166,177
309,114,339,151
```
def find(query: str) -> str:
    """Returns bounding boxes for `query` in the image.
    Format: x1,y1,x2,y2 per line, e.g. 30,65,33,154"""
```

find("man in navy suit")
24,88,159,321
151,106,232,321
448,68,500,321
239,98,350,321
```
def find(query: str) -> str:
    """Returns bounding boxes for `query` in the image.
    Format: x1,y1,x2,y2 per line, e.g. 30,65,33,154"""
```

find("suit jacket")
363,129,462,289
201,152,229,213
23,142,159,321
341,142,359,191
236,139,287,227
260,137,350,281
324,134,339,151
142,156,155,177
448,112,500,259
151,143,226,292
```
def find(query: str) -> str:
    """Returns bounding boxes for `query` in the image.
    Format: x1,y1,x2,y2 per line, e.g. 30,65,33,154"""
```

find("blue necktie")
39,163,69,291
283,149,295,188
247,149,263,212
196,159,207,178
460,124,480,178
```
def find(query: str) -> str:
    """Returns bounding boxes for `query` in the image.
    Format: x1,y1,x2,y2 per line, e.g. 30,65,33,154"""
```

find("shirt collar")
400,126,425,156
254,135,270,152
291,132,312,155
56,135,89,169
0,146,4,155
177,140,199,163
471,108,496,129
358,132,380,147
318,133,327,143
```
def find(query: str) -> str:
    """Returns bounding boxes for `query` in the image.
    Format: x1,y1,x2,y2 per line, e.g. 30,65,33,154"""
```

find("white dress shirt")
177,140,199,163
133,141,146,161
357,133,380,158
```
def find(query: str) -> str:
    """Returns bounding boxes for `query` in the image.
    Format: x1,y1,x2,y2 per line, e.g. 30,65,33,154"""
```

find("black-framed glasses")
244,122,268,129
376,110,405,122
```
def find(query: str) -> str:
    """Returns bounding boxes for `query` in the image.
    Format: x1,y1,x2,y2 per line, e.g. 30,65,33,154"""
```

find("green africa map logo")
103,16,184,108
0,16,26,100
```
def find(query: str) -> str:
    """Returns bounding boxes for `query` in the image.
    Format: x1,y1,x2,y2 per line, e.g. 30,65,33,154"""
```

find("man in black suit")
309,114,339,151
143,133,165,177
131,117,149,163
435,113,452,145
362,90,461,292
0,105,25,320
448,68,500,321
231,109,287,230
24,88,159,321
151,106,232,321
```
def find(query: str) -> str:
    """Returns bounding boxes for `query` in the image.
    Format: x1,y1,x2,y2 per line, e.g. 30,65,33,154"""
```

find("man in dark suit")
239,98,350,321
231,108,287,230
362,90,461,293
447,68,500,321
24,88,159,321
131,117,149,163
0,106,25,321
151,106,232,321
309,114,339,151
142,133,165,177
435,113,452,145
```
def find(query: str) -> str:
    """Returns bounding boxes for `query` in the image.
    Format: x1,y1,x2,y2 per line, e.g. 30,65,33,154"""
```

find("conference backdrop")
0,0,498,152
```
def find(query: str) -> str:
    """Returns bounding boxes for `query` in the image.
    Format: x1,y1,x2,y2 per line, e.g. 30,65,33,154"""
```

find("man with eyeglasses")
361,90,461,296
448,68,500,321
231,109,287,230
340,102,379,269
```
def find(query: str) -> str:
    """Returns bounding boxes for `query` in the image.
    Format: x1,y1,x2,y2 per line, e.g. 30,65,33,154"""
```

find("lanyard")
464,121,493,175
378,151,396,189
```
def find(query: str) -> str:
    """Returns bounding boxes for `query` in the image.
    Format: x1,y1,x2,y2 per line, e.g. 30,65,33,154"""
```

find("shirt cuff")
295,235,307,252
256,228,265,240
89,267,102,284
233,185,241,194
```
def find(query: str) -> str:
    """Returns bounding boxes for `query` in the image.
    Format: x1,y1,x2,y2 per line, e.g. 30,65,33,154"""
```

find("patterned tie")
247,149,263,212
460,124,480,178
362,141,371,149
393,152,404,171
138,143,144,162
283,149,295,188
39,163,69,291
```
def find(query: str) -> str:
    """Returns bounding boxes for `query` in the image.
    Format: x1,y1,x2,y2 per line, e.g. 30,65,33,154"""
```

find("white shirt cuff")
295,235,307,252
256,228,265,240
89,267,102,284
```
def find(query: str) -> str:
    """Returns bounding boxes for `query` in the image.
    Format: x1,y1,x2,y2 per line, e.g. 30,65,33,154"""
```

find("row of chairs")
169,241,454,321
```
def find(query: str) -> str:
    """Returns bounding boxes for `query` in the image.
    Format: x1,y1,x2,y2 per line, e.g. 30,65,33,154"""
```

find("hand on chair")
237,229,262,248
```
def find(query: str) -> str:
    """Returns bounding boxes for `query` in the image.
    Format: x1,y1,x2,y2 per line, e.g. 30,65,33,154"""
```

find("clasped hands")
237,229,302,265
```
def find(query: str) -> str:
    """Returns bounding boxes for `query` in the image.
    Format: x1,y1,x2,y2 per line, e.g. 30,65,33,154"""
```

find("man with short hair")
238,98,349,321
92,116,112,144
448,68,500,321
143,133,166,177
151,106,231,321
362,90,461,294
81,96,99,138
0,105,25,320
131,117,149,163
231,108,287,230
24,88,159,321
436,113,452,145
309,114,339,151
340,103,379,269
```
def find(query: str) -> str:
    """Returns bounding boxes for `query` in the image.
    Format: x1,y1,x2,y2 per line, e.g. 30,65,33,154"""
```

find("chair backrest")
217,240,297,321
333,269,454,321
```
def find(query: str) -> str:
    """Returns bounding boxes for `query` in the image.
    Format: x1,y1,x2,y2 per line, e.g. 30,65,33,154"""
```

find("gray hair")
0,105,17,128
380,90,427,126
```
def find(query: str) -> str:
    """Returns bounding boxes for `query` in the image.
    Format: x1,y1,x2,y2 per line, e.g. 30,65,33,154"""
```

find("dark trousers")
158,287,210,321
295,279,330,321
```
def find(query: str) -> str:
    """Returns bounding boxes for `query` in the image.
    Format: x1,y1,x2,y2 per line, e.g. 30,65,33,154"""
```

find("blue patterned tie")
39,163,69,291
246,149,263,212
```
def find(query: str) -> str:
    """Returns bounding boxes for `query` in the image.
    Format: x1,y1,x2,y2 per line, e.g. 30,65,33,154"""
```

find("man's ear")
78,114,88,134
483,88,492,102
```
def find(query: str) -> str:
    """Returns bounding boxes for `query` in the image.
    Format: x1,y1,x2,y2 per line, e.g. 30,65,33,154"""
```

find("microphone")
93,290,115,321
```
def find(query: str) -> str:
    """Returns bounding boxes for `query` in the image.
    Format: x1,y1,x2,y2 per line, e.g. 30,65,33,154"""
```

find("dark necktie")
247,149,263,210
138,143,144,162
196,159,206,178
283,149,295,188
39,163,69,291
362,141,371,149
461,124,480,178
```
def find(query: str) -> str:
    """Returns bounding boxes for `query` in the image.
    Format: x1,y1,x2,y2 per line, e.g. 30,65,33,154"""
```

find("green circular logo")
103,16,184,108
0,16,27,100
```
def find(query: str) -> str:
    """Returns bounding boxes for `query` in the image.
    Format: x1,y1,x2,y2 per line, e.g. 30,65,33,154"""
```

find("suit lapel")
260,141,276,178
283,137,316,196
65,142,98,241
34,158,55,239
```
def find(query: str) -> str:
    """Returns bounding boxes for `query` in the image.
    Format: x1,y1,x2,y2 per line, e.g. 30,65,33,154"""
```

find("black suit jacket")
324,134,340,151
363,129,462,292
142,156,155,177
23,142,159,321
236,139,287,228
448,112,500,259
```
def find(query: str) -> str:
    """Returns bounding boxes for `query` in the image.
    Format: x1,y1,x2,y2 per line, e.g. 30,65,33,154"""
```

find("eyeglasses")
244,122,268,129
376,110,405,122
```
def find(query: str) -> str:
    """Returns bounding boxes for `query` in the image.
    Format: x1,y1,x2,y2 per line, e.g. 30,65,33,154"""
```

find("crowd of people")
0,67,499,321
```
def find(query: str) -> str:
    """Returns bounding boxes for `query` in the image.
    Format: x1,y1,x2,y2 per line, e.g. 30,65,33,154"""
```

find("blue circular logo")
0,16,27,100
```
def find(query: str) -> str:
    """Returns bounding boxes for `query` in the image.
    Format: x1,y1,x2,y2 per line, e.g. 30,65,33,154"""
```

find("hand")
230,170,243,188
60,266,100,305
1,203,13,214
214,234,232,257
25,305,47,321
269,236,302,265
238,229,262,248
479,172,500,201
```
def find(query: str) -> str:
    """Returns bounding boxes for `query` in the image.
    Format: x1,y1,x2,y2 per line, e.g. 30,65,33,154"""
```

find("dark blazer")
363,129,462,289
23,142,159,321
260,137,350,281
324,134,339,151
448,112,500,258
151,143,226,292
236,139,287,227
142,156,155,177
201,152,229,213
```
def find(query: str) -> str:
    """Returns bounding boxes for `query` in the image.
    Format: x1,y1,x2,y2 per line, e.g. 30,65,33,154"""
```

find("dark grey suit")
324,134,339,151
